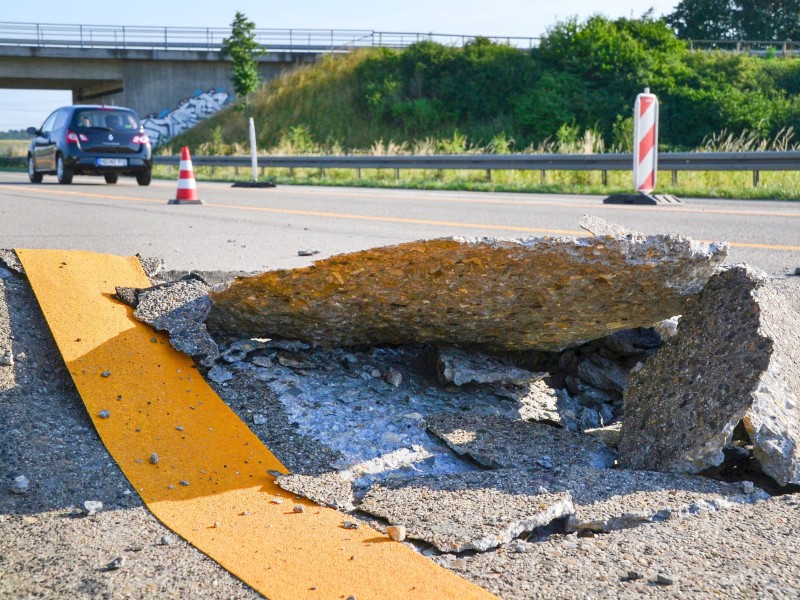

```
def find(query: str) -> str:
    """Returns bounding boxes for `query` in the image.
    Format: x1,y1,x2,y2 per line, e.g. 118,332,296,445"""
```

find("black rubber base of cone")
167,198,205,205
603,193,682,205
231,181,277,188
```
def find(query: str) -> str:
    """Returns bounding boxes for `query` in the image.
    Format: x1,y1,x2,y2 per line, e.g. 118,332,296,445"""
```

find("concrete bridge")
0,22,537,143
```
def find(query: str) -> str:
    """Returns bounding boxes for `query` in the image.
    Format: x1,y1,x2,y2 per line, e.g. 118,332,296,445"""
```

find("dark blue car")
27,105,152,186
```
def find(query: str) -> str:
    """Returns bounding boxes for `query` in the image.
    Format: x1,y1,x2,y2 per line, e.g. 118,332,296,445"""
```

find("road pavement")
0,171,798,275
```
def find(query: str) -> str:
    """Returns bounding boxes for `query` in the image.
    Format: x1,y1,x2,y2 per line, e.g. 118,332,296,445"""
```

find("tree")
221,12,263,108
667,0,800,40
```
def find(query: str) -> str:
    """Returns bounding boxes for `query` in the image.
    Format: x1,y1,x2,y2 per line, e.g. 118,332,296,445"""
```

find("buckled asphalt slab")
16,249,496,600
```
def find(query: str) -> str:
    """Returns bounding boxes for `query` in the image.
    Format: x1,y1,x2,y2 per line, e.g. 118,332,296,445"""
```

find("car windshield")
73,110,140,131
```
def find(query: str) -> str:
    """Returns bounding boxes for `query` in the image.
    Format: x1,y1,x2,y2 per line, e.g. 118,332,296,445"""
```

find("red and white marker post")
168,146,203,205
633,88,658,195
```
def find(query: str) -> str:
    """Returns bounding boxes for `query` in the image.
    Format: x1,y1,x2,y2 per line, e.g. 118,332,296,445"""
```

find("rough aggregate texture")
620,265,800,485
426,412,617,471
359,469,575,552
435,494,800,599
207,229,727,352
124,274,220,366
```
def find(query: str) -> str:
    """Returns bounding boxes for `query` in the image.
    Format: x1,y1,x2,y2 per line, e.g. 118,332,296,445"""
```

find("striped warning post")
17,249,496,600
633,89,659,194
169,146,203,205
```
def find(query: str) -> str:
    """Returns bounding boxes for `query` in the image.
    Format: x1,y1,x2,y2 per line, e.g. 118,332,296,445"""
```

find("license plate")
97,158,127,167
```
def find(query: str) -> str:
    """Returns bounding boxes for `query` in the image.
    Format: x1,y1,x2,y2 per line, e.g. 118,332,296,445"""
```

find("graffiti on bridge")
141,89,230,146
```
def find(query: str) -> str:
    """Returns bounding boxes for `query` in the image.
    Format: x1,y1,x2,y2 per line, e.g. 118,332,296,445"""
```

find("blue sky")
0,0,680,130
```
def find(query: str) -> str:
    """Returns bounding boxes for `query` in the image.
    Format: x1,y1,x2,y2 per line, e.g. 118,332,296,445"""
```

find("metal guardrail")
0,22,540,52
153,151,800,173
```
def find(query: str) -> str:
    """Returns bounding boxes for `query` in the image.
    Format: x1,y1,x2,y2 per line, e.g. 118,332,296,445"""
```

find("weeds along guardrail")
153,151,800,188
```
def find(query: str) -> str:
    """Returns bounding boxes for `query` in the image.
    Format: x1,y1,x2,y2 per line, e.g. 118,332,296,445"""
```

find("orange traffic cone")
168,147,203,205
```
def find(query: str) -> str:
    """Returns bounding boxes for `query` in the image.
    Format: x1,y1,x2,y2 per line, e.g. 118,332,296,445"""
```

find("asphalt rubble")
2,216,800,598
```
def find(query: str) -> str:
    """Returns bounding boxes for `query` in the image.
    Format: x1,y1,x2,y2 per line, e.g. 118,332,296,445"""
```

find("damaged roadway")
2,216,800,599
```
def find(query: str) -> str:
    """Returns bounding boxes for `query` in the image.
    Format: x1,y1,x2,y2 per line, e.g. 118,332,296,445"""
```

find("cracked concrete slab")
619,265,800,485
207,223,726,352
359,469,575,552
426,412,616,471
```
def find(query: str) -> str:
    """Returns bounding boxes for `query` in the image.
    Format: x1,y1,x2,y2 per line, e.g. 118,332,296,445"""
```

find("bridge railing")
0,22,540,52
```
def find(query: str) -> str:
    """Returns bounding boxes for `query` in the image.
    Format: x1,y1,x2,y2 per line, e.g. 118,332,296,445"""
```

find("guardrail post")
753,170,760,188
601,170,607,186
356,168,361,179
486,169,491,182
289,167,295,178
394,168,400,180
540,169,546,184
672,170,678,185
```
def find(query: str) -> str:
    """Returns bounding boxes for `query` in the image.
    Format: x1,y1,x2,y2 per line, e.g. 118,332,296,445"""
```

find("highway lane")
0,170,799,274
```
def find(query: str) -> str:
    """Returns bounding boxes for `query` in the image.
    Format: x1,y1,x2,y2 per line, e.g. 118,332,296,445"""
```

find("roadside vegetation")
160,13,800,199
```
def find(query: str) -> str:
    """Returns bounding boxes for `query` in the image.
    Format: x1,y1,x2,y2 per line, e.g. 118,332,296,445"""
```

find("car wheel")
104,173,119,184
56,155,73,185
28,155,43,183
136,169,152,186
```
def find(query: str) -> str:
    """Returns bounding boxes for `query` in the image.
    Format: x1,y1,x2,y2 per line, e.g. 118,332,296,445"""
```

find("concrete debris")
275,472,357,512
584,423,622,449
358,465,767,550
437,345,546,386
579,214,638,237
553,466,769,533
0,249,24,274
359,469,575,552
427,412,616,471
619,265,800,485
135,254,165,279
207,223,726,352
0,350,13,367
118,274,220,366
207,366,233,384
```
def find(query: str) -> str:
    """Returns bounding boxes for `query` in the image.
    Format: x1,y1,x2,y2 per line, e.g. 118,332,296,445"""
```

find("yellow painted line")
9,185,800,251
17,249,496,600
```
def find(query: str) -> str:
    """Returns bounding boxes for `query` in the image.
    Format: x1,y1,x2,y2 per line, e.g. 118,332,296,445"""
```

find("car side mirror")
26,127,39,136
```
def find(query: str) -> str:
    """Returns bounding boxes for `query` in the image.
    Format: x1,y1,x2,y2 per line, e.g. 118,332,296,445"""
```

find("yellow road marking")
17,249,496,600
8,185,800,251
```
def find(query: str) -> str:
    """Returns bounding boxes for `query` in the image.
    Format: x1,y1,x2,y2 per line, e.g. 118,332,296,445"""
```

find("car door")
33,111,59,172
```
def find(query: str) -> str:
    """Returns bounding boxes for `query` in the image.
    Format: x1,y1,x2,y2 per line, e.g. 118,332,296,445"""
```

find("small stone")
293,504,305,513
213,521,221,528
449,558,468,570
386,525,407,541
656,573,675,586
179,480,190,486
370,368,382,378
10,475,29,495
626,570,645,581
83,500,103,516
151,337,158,343
386,368,403,387
511,541,527,553
741,480,755,494
343,521,360,530
101,371,111,378
176,426,184,431
106,556,126,570
270,498,284,504
252,414,267,425
161,535,175,546
149,453,159,465
298,249,320,257
0,351,13,367
98,410,110,419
